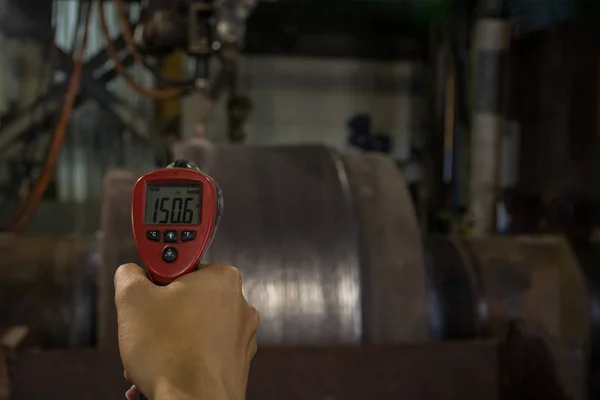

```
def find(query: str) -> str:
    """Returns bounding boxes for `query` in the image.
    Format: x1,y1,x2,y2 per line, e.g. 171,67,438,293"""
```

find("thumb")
114,263,151,304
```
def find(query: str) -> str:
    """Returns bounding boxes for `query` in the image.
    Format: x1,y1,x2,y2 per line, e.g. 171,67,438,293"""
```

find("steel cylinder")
426,235,596,400
426,236,590,344
97,141,600,358
98,142,428,349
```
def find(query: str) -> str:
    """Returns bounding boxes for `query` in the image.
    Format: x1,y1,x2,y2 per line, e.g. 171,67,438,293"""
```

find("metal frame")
0,36,151,158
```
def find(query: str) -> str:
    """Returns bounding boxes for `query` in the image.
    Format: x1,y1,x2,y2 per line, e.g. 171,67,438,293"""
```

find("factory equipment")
102,142,597,349
96,138,600,399
2,1,600,399
0,0,257,234
102,141,429,346
0,141,595,398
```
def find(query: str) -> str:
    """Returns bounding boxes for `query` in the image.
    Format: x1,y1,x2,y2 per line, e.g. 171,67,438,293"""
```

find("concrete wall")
183,56,423,162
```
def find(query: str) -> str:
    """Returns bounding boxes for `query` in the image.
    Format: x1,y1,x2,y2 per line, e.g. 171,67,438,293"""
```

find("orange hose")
98,0,183,99
115,0,144,63
9,6,92,233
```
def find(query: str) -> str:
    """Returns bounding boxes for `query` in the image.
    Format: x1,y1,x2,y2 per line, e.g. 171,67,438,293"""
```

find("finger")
114,263,151,302
247,333,258,361
124,370,130,382
125,384,140,400
247,305,260,336
194,263,239,276
180,264,241,288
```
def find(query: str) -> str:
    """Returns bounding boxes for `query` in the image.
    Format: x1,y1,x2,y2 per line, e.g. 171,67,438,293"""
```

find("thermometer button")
162,247,178,263
147,230,160,241
181,231,196,242
164,231,178,243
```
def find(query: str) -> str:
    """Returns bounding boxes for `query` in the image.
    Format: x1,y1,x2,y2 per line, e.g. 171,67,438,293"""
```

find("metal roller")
0,235,96,348
99,142,427,349
427,236,589,343
566,239,600,398
341,152,428,343
426,235,591,400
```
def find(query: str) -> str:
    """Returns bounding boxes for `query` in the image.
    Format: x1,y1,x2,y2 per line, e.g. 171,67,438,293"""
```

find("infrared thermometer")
131,159,223,284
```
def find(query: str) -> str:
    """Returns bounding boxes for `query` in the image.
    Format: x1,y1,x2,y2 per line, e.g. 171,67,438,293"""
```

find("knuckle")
223,264,241,278
249,306,260,328
221,265,242,286
249,339,258,358
113,264,129,286
114,268,145,303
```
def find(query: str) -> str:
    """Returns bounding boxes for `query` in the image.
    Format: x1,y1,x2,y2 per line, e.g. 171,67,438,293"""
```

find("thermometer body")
131,160,222,284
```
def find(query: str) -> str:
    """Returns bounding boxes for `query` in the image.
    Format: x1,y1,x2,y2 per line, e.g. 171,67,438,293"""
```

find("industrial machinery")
0,0,256,234
1,140,597,399
2,1,600,399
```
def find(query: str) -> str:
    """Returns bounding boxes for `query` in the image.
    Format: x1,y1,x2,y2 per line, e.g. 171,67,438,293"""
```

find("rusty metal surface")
248,343,499,400
428,236,589,343
0,236,93,348
343,152,428,342
427,236,590,399
11,343,501,400
459,236,589,344
101,143,426,349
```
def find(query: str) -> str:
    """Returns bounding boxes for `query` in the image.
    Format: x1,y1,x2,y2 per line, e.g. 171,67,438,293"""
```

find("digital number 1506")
152,197,195,224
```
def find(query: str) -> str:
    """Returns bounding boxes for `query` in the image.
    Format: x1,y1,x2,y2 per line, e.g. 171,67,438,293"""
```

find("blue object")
348,114,372,149
347,114,392,154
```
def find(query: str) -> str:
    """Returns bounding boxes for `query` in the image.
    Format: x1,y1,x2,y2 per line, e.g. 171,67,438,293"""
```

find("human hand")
114,263,260,400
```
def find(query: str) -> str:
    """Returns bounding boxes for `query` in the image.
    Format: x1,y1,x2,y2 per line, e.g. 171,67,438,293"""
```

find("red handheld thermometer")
131,159,223,284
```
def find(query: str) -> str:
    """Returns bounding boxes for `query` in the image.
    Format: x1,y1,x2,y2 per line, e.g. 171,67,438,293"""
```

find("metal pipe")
469,19,510,235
